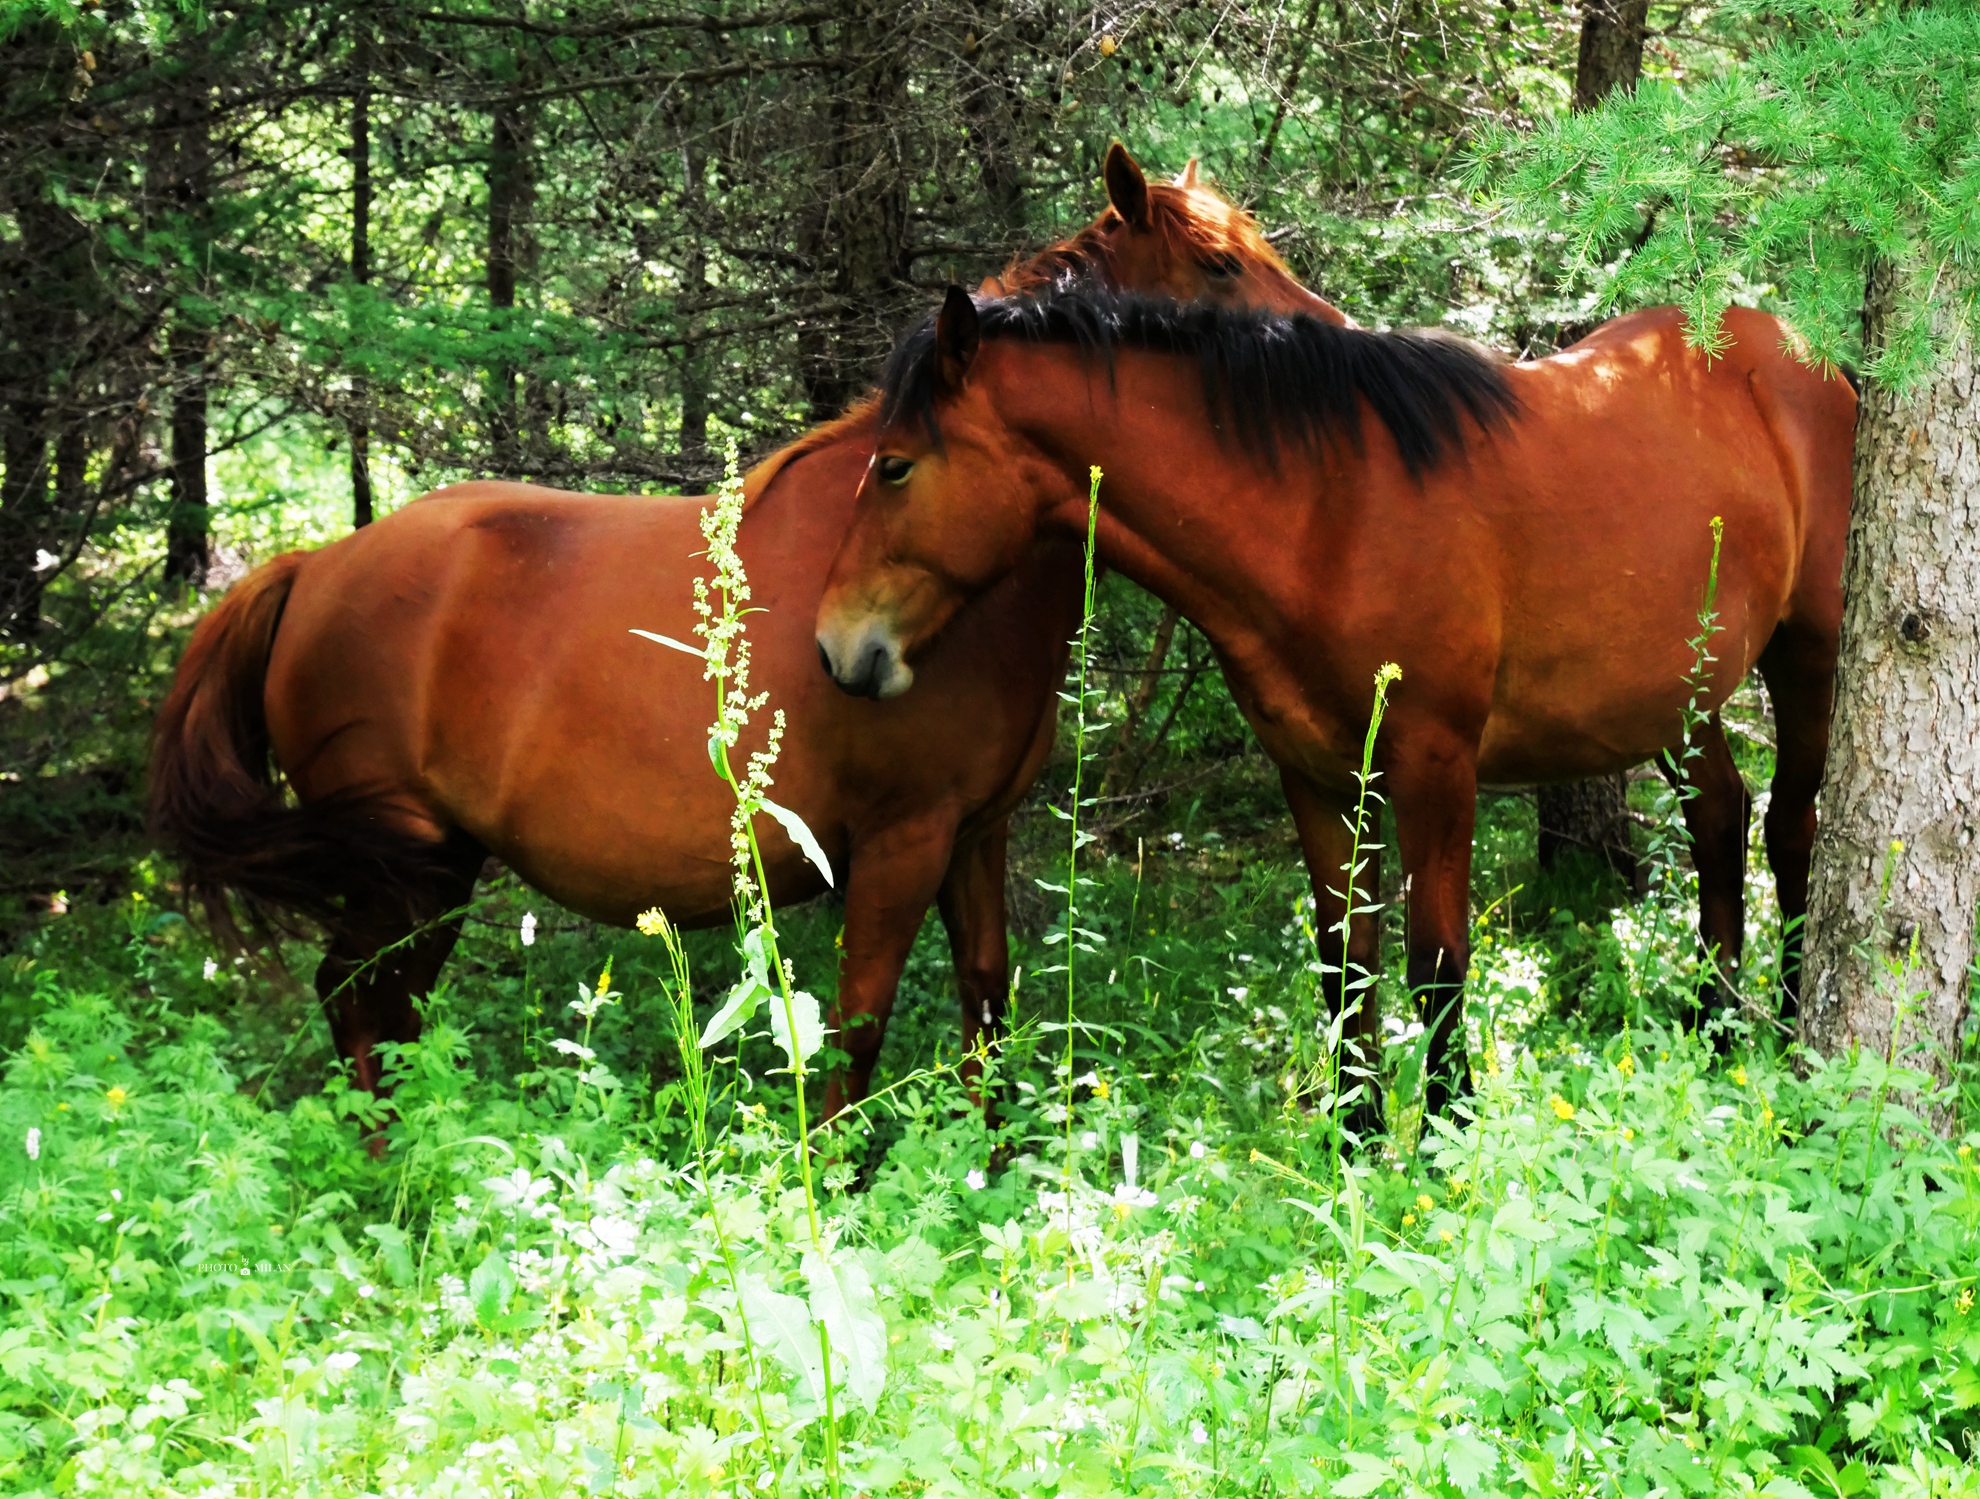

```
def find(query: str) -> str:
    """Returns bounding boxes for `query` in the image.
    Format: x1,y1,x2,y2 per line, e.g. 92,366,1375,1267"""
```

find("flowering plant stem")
645,436,840,1497
1060,468,1103,1276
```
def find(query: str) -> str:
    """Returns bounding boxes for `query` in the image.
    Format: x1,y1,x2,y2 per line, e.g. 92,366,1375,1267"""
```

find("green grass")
3,808,1979,1497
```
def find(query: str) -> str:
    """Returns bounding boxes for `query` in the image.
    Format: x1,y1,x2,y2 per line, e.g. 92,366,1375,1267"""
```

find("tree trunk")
0,378,49,639
797,4,911,422
1801,262,1980,1110
1537,776,1638,885
958,9,1025,231
678,133,710,464
349,23,374,529
164,322,210,586
487,97,533,476
1261,0,1326,165
1102,604,1180,796
161,78,211,589
1532,3,1657,873
1573,0,1652,112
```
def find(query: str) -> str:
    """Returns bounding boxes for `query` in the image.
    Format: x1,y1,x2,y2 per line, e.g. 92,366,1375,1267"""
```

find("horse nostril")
855,641,889,699
817,639,834,678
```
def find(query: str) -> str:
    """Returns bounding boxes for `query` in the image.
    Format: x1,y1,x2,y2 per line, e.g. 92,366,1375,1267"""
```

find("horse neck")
984,344,1309,661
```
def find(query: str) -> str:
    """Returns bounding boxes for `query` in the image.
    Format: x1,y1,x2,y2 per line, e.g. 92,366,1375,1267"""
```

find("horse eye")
1198,253,1242,280
877,455,914,486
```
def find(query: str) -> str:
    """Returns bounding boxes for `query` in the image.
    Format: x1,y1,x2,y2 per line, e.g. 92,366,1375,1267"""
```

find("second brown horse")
147,149,1324,1115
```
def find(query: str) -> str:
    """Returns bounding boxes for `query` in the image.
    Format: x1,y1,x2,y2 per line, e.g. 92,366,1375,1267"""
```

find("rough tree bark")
1101,604,1181,797
1260,0,1326,165
676,125,711,463
958,6,1024,232
0,361,50,639
797,2,911,421
1801,263,1980,1108
160,72,212,589
349,21,374,529
1573,0,1652,113
1536,0,1658,880
487,96,533,476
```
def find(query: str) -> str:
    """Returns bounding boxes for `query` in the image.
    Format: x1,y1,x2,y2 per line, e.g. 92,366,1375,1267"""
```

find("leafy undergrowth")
3,892,1978,1499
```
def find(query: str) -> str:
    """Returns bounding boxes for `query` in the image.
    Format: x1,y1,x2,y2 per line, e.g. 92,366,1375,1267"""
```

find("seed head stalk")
678,438,839,1495
1060,468,1104,1272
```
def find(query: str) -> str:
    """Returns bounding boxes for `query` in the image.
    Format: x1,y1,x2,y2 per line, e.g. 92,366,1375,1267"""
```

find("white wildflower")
1190,1420,1209,1445
202,957,218,981
325,1351,360,1372
965,1169,986,1191
1110,1182,1157,1212
1190,1140,1207,1160
25,1127,39,1161
520,911,537,947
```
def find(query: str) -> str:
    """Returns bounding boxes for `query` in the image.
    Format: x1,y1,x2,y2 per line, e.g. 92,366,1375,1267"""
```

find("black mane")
878,286,1518,475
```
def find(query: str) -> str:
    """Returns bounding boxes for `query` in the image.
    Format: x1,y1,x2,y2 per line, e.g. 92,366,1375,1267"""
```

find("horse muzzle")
816,621,915,700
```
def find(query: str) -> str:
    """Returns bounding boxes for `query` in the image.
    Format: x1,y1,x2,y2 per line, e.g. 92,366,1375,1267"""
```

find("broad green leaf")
470,1247,516,1326
803,1250,888,1410
769,989,825,1068
700,978,769,1051
738,1275,826,1408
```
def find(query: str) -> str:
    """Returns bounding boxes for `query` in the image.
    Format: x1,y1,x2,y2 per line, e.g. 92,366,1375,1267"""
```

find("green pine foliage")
1467,0,1980,384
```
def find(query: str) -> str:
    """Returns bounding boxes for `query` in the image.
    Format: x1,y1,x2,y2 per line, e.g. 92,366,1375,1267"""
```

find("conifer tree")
1475,0,1980,1099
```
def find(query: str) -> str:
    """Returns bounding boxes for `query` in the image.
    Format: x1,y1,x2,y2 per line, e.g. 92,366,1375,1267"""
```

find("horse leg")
315,839,482,1145
1281,770,1383,1131
935,819,1012,1103
1664,714,1751,1041
1386,731,1480,1124
1757,624,1836,1024
822,815,959,1118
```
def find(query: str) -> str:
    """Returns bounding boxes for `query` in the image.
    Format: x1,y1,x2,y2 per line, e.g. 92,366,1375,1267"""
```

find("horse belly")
1472,431,1800,781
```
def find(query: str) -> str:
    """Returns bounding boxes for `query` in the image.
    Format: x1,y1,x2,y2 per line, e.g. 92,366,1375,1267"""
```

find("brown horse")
816,285,1852,1124
147,148,1327,1116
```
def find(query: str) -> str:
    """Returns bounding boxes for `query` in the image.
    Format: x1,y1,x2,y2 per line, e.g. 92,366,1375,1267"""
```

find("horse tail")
148,553,453,947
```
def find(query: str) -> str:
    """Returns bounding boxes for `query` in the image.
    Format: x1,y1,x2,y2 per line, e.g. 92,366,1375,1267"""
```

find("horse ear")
935,284,980,392
1175,157,1201,189
1104,142,1151,229
976,274,1006,296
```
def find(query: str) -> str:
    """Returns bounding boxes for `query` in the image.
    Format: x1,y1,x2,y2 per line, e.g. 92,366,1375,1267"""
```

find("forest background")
4,2,1980,1497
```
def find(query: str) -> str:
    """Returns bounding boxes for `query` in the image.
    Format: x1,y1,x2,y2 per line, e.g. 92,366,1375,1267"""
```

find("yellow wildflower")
635,907,669,937
1731,1066,1748,1087
1484,1049,1500,1077
1093,1077,1111,1101
1957,1286,1974,1316
1616,1054,1635,1077
596,961,613,996
1549,1095,1575,1122
1439,1229,1454,1244
1959,1144,1972,1160
56,1102,69,1112
1416,1194,1434,1213
1402,1214,1416,1227
1622,1128,1635,1142
105,1086,126,1109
